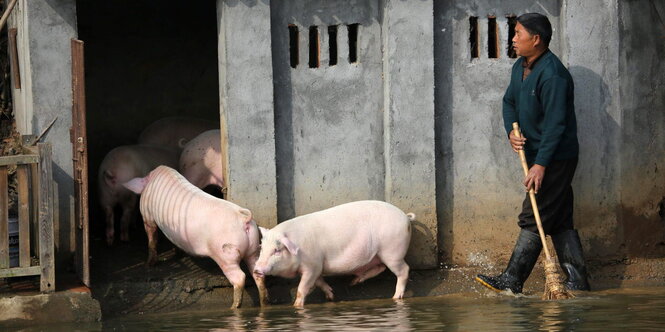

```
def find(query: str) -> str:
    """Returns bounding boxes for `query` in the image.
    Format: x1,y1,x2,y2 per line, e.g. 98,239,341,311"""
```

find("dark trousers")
518,158,578,235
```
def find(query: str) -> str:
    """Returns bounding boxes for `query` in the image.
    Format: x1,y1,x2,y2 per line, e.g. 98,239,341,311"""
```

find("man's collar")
521,48,550,69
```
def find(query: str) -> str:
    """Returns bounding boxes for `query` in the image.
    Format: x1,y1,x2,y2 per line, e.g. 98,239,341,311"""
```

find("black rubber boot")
476,229,542,294
552,229,590,291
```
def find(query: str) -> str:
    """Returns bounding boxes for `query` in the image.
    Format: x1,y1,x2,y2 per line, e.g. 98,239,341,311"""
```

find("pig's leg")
119,196,137,242
143,218,159,267
315,277,334,301
244,254,269,306
212,244,246,309
383,258,410,299
294,271,319,308
103,205,115,246
350,263,386,286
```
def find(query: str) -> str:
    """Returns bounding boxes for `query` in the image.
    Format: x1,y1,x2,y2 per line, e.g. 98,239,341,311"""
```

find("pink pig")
97,144,179,245
123,165,267,308
253,200,414,307
179,130,224,191
138,117,217,151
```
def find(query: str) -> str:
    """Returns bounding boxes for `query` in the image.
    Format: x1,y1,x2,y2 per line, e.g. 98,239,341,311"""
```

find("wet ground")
7,286,665,331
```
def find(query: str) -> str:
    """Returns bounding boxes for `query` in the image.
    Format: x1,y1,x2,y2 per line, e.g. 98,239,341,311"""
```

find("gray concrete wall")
217,0,278,228
617,0,665,258
271,0,385,219
9,0,79,267
382,0,437,268
434,0,562,265
562,0,623,260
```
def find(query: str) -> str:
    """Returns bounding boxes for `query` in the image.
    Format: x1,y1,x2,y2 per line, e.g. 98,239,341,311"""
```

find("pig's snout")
253,268,265,278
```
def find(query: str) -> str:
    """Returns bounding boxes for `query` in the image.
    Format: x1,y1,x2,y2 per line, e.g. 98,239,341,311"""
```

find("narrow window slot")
348,23,359,63
309,26,320,68
488,16,499,58
469,17,479,59
288,25,299,68
328,25,338,66
507,15,517,58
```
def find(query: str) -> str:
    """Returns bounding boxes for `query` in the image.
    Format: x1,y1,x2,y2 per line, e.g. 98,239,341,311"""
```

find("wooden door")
71,39,90,286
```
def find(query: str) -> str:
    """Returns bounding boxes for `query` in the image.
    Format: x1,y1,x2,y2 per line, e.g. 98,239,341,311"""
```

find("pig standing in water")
253,200,414,307
138,116,217,151
179,130,224,191
98,144,179,245
123,165,267,308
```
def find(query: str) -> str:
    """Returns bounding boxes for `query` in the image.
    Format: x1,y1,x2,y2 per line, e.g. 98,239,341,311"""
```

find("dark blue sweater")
502,50,579,166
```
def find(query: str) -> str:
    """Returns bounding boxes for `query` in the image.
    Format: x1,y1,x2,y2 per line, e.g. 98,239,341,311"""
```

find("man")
475,13,590,294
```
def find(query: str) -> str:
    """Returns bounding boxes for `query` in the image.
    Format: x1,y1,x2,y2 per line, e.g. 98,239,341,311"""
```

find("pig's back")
139,166,248,256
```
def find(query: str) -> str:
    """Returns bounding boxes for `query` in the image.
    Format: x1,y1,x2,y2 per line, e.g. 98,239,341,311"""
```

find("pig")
253,200,415,307
98,144,179,245
123,165,268,308
179,129,224,192
138,116,217,151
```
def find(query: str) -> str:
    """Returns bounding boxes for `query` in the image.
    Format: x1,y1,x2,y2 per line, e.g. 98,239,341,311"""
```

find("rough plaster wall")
13,0,79,266
382,0,437,268
618,0,665,258
218,0,277,227
434,0,562,265
77,0,220,236
563,0,622,260
271,0,385,218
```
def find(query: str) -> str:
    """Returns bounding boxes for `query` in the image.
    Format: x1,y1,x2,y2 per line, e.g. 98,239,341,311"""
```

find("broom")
512,122,574,300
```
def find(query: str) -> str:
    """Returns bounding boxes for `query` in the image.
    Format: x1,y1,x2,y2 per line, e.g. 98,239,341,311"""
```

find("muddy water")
16,287,665,331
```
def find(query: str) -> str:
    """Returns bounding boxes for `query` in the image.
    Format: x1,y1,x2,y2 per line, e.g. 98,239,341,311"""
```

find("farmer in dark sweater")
475,13,590,294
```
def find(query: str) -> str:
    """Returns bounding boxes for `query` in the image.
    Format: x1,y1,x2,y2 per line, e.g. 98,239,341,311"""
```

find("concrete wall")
271,0,385,219
381,0,437,268
217,0,278,228
563,0,623,260
222,0,437,267
9,0,79,267
618,0,665,258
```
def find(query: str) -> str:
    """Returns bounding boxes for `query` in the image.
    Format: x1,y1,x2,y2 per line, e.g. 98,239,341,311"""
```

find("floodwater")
10,287,665,331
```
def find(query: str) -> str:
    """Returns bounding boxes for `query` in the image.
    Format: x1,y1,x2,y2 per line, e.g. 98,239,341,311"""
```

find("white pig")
98,144,179,245
253,200,414,307
179,130,224,191
138,116,216,151
123,165,267,308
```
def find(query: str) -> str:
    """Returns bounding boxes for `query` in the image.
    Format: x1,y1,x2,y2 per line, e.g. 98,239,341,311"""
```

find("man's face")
512,22,538,57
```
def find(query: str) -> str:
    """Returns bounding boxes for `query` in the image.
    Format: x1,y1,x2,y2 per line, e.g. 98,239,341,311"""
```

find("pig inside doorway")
76,0,222,287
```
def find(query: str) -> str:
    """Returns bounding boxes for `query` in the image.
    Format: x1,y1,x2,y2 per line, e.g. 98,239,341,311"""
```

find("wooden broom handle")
512,122,552,260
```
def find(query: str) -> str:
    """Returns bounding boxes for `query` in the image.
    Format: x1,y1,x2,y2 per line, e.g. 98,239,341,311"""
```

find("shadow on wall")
568,65,626,286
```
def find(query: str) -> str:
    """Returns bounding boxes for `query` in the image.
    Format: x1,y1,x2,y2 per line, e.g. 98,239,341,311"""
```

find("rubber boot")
552,229,590,291
475,229,542,294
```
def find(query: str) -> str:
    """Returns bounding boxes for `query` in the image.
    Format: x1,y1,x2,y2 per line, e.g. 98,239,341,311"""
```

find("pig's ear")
258,226,269,238
123,177,148,194
280,236,299,256
239,208,252,223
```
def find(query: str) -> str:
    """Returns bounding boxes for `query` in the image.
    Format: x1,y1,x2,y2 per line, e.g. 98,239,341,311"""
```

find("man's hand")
524,164,546,193
509,131,526,152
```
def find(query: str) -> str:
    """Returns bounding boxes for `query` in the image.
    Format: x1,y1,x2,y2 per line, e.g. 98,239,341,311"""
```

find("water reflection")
7,287,665,331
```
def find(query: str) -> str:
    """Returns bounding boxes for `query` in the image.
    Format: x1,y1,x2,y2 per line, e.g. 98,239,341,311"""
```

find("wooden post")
38,143,55,292
17,165,30,267
0,166,8,269
30,163,40,255
8,28,20,89
71,38,90,286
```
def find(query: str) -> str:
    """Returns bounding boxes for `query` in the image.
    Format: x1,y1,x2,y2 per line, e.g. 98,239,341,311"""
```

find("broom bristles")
542,258,574,300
